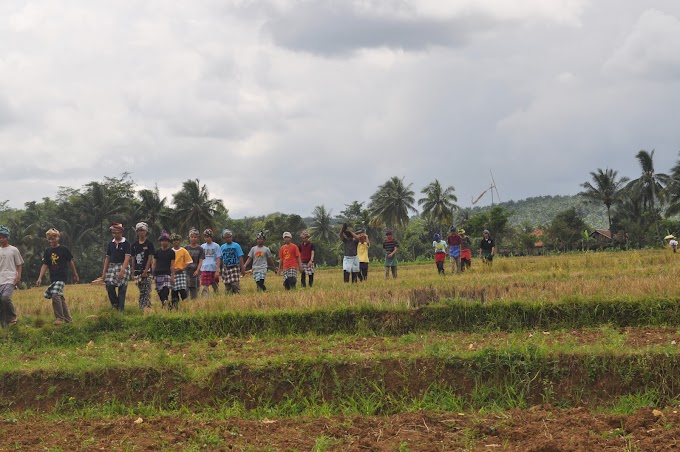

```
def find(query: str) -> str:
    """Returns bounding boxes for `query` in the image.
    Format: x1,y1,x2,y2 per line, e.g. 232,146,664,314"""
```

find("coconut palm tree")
418,180,458,234
627,150,669,211
310,205,335,243
626,150,669,244
368,176,417,229
134,187,174,239
579,168,629,231
662,153,680,216
172,179,225,236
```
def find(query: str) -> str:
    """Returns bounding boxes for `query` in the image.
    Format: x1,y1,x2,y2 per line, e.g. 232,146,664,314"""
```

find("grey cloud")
603,9,680,80
263,2,481,55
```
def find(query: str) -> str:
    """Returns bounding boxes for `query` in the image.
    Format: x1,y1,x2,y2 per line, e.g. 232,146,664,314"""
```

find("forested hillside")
467,194,608,229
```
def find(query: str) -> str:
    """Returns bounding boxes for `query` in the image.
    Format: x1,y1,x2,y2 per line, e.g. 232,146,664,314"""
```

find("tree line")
1,149,678,284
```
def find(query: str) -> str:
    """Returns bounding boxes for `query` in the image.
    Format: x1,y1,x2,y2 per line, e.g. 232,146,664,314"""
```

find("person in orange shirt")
278,231,302,290
171,233,192,308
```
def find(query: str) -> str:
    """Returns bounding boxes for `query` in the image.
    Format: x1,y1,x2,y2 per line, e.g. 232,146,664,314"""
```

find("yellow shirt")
357,242,370,263
173,247,192,271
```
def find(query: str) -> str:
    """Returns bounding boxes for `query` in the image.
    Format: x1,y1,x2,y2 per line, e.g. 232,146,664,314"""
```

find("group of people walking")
101,223,316,313
0,221,497,328
433,227,495,275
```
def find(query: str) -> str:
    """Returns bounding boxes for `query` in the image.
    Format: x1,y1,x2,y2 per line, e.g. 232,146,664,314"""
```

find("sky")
1,0,680,218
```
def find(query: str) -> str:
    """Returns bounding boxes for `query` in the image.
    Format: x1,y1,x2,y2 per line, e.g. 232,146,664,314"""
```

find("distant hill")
466,194,608,229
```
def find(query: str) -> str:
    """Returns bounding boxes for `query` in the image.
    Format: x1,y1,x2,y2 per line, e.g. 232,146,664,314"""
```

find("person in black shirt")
152,231,175,307
101,223,132,311
479,229,495,264
131,222,155,310
36,228,79,325
339,224,360,283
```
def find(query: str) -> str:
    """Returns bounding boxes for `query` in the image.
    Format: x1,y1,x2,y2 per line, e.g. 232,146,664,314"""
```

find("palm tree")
310,205,335,243
172,179,225,236
579,168,629,231
627,150,669,211
663,153,680,216
627,150,669,244
368,176,417,229
418,180,458,234
134,187,174,239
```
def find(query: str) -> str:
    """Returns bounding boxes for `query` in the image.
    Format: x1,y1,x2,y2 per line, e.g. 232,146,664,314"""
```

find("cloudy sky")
1,0,679,218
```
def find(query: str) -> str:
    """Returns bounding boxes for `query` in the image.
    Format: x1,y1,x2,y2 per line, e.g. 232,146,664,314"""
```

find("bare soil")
1,407,678,451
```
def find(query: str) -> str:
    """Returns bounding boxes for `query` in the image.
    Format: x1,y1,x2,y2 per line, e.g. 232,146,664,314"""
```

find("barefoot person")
200,229,221,297
36,228,79,325
220,229,245,294
279,231,302,290
0,226,23,327
298,230,315,288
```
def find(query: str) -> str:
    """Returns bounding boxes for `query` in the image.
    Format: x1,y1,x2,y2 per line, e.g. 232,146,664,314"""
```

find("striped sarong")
43,281,65,299
173,271,187,290
105,263,131,286
253,270,267,282
221,265,240,284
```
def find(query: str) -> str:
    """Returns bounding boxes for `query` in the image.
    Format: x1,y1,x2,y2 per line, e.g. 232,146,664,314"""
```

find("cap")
282,231,292,239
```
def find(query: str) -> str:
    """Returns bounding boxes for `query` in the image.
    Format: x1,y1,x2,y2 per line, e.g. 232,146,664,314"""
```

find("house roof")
589,229,612,239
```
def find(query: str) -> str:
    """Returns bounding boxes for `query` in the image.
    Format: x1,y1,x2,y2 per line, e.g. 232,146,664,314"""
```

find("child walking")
383,230,400,279
298,230,315,287
279,232,302,290
244,231,277,291
0,226,23,327
36,228,79,325
220,229,245,294
200,229,221,297
101,223,132,311
184,227,205,299
357,232,370,281
171,233,192,308
432,233,447,275
152,231,175,308
131,222,155,310
447,226,462,273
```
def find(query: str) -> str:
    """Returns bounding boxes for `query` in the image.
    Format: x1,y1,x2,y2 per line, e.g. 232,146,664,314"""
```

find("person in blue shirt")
220,229,245,294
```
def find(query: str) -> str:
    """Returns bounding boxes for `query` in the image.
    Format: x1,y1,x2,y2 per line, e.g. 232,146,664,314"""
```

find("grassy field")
1,250,680,450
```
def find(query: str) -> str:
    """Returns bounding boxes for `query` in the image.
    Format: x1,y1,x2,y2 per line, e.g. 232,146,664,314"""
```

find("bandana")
0,225,10,238
222,229,233,238
256,231,266,240
46,228,60,239
135,222,149,232
110,223,124,233
300,229,310,238
203,228,213,238
170,233,182,241
189,227,200,237
158,230,171,241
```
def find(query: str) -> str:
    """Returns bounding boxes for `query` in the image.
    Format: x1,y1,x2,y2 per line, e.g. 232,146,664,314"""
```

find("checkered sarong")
201,270,216,286
301,262,314,275
253,270,267,282
105,263,131,286
221,265,240,284
43,281,65,299
155,274,172,290
173,271,187,290
282,268,297,281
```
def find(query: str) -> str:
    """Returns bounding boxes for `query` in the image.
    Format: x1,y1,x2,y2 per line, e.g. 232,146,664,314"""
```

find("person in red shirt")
279,231,302,290
447,226,462,274
298,230,315,288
